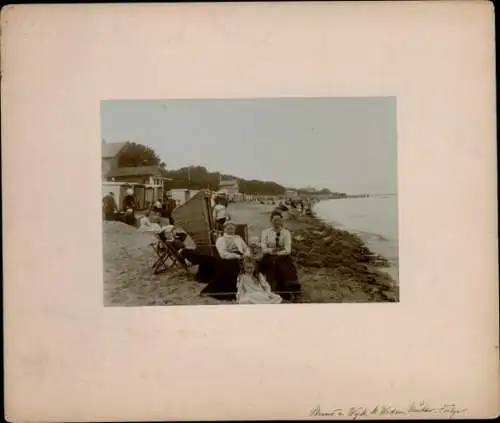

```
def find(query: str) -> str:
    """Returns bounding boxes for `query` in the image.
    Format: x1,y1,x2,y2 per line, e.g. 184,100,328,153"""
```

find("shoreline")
103,201,399,306
279,209,398,302
312,199,399,285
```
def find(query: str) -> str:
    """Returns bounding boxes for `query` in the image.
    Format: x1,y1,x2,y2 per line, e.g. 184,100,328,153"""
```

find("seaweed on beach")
291,215,389,268
289,214,397,300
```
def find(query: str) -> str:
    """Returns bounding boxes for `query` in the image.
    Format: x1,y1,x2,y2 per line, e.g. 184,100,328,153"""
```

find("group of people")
150,195,177,225
105,188,303,304
199,210,301,304
102,189,138,226
276,198,314,216
142,196,300,304
102,188,178,228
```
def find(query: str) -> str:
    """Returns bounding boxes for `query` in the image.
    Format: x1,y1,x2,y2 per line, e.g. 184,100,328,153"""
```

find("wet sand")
103,202,398,306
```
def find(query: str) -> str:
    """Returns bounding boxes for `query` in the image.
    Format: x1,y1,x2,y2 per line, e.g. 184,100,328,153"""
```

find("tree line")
109,141,346,196
164,166,287,195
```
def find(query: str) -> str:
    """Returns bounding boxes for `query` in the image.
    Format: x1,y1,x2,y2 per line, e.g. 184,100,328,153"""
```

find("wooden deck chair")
150,233,187,274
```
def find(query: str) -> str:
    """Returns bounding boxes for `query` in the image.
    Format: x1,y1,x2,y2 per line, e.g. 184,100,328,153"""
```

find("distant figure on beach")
260,211,301,301
288,200,299,220
102,192,118,221
123,188,136,211
163,192,177,225
298,199,305,215
277,200,289,212
200,220,250,301
236,256,282,304
213,196,230,232
153,198,163,213
304,199,313,216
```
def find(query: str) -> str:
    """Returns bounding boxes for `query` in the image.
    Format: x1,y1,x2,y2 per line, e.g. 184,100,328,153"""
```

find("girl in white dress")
237,256,282,305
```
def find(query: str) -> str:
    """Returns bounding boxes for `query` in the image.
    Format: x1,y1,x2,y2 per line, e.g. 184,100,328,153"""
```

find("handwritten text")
309,402,467,419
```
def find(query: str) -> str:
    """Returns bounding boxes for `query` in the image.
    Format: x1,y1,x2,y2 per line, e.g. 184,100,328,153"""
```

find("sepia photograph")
4,1,497,421
102,97,398,306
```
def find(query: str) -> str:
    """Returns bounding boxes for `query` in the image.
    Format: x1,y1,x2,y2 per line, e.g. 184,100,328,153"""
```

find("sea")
314,195,399,283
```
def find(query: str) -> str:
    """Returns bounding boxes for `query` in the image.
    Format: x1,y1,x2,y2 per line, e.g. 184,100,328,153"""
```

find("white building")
219,179,239,201
169,188,201,207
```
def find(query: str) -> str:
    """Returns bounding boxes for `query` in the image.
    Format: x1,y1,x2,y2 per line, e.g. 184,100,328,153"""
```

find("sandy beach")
103,202,398,306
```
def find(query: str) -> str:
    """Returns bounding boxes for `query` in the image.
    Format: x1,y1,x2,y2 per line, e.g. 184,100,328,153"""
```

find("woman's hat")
223,219,236,228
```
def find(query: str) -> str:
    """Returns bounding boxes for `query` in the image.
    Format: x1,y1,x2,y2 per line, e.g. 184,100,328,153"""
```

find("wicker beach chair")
172,190,250,252
233,224,249,246
172,190,219,256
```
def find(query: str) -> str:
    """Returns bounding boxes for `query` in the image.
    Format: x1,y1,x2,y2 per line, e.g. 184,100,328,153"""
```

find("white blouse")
260,227,292,256
215,234,250,259
213,204,227,221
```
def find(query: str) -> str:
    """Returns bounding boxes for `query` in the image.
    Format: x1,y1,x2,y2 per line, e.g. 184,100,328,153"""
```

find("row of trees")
109,141,344,196
164,166,287,195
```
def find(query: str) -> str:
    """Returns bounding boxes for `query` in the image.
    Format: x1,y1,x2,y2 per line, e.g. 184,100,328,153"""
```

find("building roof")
102,142,127,159
105,165,167,178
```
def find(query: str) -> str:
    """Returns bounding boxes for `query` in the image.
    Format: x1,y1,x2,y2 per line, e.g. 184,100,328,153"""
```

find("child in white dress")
236,257,282,305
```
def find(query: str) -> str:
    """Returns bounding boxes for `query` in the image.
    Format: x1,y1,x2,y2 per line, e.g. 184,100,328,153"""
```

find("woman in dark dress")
260,211,301,301
122,189,136,211
102,192,118,221
200,220,250,301
121,188,137,226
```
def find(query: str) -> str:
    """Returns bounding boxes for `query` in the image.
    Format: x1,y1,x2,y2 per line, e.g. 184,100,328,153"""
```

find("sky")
101,97,397,195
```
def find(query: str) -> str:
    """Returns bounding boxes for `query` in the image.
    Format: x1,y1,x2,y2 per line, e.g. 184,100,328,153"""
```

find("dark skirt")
117,211,136,227
180,249,218,283
261,254,301,300
200,258,240,301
